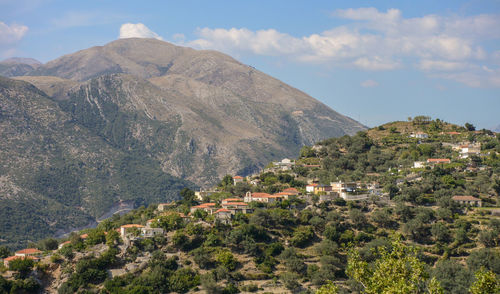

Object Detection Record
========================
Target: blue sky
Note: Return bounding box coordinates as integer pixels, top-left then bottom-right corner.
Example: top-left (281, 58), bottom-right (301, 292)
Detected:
top-left (1, 0), bottom-right (500, 129)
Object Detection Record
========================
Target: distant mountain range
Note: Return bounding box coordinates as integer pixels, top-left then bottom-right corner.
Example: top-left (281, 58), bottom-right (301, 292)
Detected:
top-left (0, 38), bottom-right (365, 247)
top-left (494, 125), bottom-right (500, 132)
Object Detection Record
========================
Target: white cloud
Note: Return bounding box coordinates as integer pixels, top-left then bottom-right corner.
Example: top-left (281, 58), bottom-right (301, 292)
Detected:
top-left (119, 23), bottom-right (162, 40)
top-left (361, 79), bottom-right (379, 87)
top-left (354, 57), bottom-right (400, 70)
top-left (183, 8), bottom-right (500, 87)
top-left (418, 60), bottom-right (469, 71)
top-left (0, 22), bottom-right (28, 45)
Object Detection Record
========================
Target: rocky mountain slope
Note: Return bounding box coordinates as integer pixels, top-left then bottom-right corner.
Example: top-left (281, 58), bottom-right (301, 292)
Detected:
top-left (24, 38), bottom-right (365, 185)
top-left (0, 77), bottom-right (189, 248)
top-left (0, 38), bottom-right (365, 247)
top-left (0, 57), bottom-right (41, 77)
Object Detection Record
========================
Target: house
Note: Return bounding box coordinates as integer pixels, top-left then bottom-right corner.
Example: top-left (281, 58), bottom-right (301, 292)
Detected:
top-left (3, 255), bottom-right (38, 267)
top-left (445, 131), bottom-right (461, 135)
top-left (331, 181), bottom-right (357, 194)
top-left (141, 227), bottom-right (164, 238)
top-left (120, 224), bottom-right (145, 237)
top-left (222, 198), bottom-right (242, 204)
top-left (452, 196), bottom-right (482, 207)
top-left (427, 158), bottom-right (451, 164)
top-left (313, 185), bottom-right (333, 195)
top-left (306, 184), bottom-right (318, 193)
top-left (157, 202), bottom-right (175, 211)
top-left (272, 158), bottom-right (295, 171)
top-left (222, 202), bottom-right (252, 214)
top-left (15, 248), bottom-right (42, 257)
top-left (459, 143), bottom-right (481, 159)
top-left (249, 179), bottom-right (261, 186)
top-left (58, 241), bottom-right (71, 249)
top-left (274, 192), bottom-right (297, 200)
top-left (282, 187), bottom-right (300, 195)
top-left (410, 132), bottom-right (429, 139)
top-left (190, 203), bottom-right (217, 214)
top-left (413, 161), bottom-right (425, 168)
top-left (244, 192), bottom-right (281, 203)
top-left (214, 208), bottom-right (232, 224)
top-left (233, 176), bottom-right (244, 185)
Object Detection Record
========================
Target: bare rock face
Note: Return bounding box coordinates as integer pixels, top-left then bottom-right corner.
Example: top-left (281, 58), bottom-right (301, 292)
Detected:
top-left (0, 57), bottom-right (42, 77)
top-left (1, 38), bottom-right (365, 247)
top-left (26, 38), bottom-right (365, 185)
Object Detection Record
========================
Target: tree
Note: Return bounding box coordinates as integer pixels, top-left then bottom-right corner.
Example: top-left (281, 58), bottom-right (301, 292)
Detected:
top-left (346, 238), bottom-right (441, 293)
top-left (465, 123), bottom-right (476, 131)
top-left (469, 268), bottom-right (499, 294)
top-left (0, 246), bottom-right (11, 258)
top-left (180, 188), bottom-right (195, 206)
top-left (290, 226), bottom-right (315, 248)
top-left (316, 281), bottom-right (338, 294)
top-left (431, 222), bottom-right (451, 242)
top-left (9, 257), bottom-right (34, 279)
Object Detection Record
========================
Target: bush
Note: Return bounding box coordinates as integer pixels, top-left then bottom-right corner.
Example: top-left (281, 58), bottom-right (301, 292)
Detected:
top-left (290, 226), bottom-right (315, 248)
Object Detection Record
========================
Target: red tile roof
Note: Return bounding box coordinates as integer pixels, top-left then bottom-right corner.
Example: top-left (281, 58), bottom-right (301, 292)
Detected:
top-left (283, 188), bottom-right (299, 193)
top-left (5, 255), bottom-right (38, 262)
top-left (222, 202), bottom-right (248, 206)
top-left (120, 224), bottom-right (145, 228)
top-left (233, 176), bottom-right (243, 179)
top-left (250, 193), bottom-right (272, 198)
top-left (215, 208), bottom-right (231, 213)
top-left (15, 248), bottom-right (41, 255)
top-left (223, 198), bottom-right (242, 202)
top-left (427, 158), bottom-right (451, 163)
top-left (80, 234), bottom-right (88, 239)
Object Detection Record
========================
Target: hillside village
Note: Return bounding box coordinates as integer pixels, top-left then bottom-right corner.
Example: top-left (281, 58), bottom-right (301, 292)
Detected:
top-left (1, 117), bottom-right (499, 293)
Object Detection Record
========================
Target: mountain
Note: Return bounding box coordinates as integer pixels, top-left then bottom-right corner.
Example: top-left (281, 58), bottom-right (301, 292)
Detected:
top-left (0, 57), bottom-right (41, 77)
top-left (0, 76), bottom-right (190, 248)
top-left (494, 124), bottom-right (500, 132)
top-left (25, 38), bottom-right (365, 185)
top-left (1, 38), bottom-right (365, 247)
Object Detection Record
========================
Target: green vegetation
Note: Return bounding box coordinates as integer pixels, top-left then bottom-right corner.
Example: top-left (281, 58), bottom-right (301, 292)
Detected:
top-left (1, 118), bottom-right (499, 293)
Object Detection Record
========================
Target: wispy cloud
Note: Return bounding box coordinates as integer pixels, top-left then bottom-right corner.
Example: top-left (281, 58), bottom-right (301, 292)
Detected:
top-left (0, 22), bottom-right (28, 58)
top-left (0, 22), bottom-right (28, 44)
top-left (183, 8), bottom-right (500, 88)
top-left (119, 23), bottom-right (162, 40)
top-left (361, 79), bottom-right (379, 87)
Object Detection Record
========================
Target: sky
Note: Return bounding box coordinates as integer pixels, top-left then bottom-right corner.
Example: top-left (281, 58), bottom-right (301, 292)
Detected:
top-left (1, 0), bottom-right (500, 130)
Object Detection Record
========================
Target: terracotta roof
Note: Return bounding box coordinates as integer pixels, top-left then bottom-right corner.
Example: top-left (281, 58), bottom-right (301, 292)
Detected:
top-left (222, 202), bottom-right (248, 206)
top-left (80, 234), bottom-right (88, 239)
top-left (15, 248), bottom-right (41, 255)
top-left (250, 192), bottom-right (272, 198)
top-left (446, 132), bottom-right (461, 135)
top-left (200, 202), bottom-right (216, 206)
top-left (60, 241), bottom-right (71, 246)
top-left (233, 176), bottom-right (244, 179)
top-left (215, 208), bottom-right (231, 213)
top-left (452, 196), bottom-right (481, 201)
top-left (427, 158), bottom-right (451, 163)
top-left (283, 188), bottom-right (299, 193)
top-left (120, 224), bottom-right (144, 228)
top-left (306, 183), bottom-right (318, 187)
top-left (223, 198), bottom-right (242, 202)
top-left (4, 255), bottom-right (38, 262)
